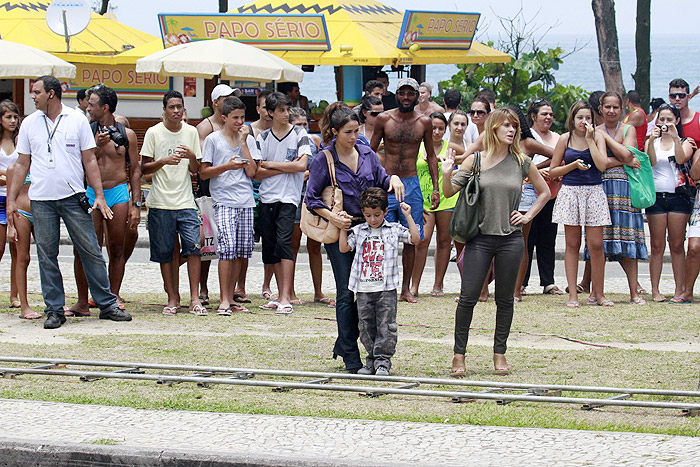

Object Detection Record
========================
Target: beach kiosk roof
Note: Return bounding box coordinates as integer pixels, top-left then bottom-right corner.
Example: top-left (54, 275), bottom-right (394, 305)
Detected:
top-left (231, 0), bottom-right (511, 66)
top-left (0, 0), bottom-right (157, 60)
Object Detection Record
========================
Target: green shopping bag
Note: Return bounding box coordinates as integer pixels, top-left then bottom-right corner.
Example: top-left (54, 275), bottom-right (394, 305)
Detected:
top-left (623, 146), bottom-right (656, 209)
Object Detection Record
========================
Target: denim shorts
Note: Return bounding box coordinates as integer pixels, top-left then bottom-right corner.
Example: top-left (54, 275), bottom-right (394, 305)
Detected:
top-left (0, 196), bottom-right (6, 225)
top-left (147, 208), bottom-right (201, 263)
top-left (645, 192), bottom-right (692, 215)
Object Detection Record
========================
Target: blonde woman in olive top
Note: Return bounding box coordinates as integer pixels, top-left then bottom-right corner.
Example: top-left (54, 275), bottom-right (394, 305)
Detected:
top-left (442, 108), bottom-right (550, 377)
top-left (410, 112), bottom-right (456, 297)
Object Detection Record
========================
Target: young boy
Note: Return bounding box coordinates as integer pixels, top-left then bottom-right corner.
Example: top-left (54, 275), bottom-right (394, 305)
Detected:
top-left (254, 92), bottom-right (310, 315)
top-left (200, 96), bottom-right (259, 315)
top-left (339, 187), bottom-right (420, 376)
top-left (141, 90), bottom-right (205, 316)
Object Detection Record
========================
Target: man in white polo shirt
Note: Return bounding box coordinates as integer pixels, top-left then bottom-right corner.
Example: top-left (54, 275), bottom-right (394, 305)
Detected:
top-left (6, 75), bottom-right (132, 329)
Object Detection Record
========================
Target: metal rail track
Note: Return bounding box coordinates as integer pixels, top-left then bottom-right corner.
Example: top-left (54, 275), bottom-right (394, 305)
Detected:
top-left (1, 357), bottom-right (698, 415)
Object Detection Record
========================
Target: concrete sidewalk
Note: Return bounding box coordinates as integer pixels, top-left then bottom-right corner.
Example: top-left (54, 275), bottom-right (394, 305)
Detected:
top-left (0, 399), bottom-right (697, 466)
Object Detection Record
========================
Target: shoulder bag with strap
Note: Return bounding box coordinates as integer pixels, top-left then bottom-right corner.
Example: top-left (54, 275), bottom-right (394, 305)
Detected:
top-left (300, 149), bottom-right (344, 244)
top-left (449, 151), bottom-right (482, 244)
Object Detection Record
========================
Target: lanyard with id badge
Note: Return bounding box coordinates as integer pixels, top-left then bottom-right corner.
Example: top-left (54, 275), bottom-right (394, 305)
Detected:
top-left (43, 114), bottom-right (63, 169)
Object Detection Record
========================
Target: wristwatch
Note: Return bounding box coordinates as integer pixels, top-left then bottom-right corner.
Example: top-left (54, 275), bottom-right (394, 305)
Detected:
top-left (134, 201), bottom-right (143, 207)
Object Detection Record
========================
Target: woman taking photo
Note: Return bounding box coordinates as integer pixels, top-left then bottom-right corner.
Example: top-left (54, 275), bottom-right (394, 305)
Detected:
top-left (645, 104), bottom-right (693, 302)
top-left (550, 101), bottom-right (610, 308)
top-left (410, 112), bottom-right (454, 297)
top-left (306, 104), bottom-right (403, 373)
top-left (442, 108), bottom-right (550, 377)
top-left (521, 98), bottom-right (563, 295)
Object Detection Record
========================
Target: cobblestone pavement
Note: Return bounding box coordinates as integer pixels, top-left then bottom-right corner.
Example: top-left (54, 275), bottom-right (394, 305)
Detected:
top-left (0, 398), bottom-right (698, 466)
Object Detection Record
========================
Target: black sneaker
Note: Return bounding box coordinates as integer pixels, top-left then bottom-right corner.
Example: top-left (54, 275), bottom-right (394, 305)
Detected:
top-left (99, 306), bottom-right (132, 322)
top-left (357, 365), bottom-right (375, 375)
top-left (375, 366), bottom-right (390, 376)
top-left (44, 312), bottom-right (66, 329)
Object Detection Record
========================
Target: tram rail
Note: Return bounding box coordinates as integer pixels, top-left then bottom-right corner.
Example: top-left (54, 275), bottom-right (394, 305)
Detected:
top-left (1, 356), bottom-right (698, 414)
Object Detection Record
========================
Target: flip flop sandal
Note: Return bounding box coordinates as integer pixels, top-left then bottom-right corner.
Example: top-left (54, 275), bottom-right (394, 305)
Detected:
top-left (585, 297), bottom-right (598, 305)
top-left (314, 297), bottom-right (336, 307)
top-left (229, 304), bottom-right (250, 313)
top-left (597, 299), bottom-right (615, 307)
top-left (566, 301), bottom-right (580, 308)
top-left (543, 285), bottom-right (565, 295)
top-left (259, 301), bottom-right (279, 310)
top-left (162, 306), bottom-right (178, 316)
top-left (652, 296), bottom-right (667, 303)
top-left (290, 299), bottom-right (305, 306)
top-left (63, 306), bottom-right (91, 317)
top-left (275, 304), bottom-right (294, 315)
top-left (430, 290), bottom-right (445, 297)
top-left (198, 295), bottom-right (210, 306)
top-left (9, 301), bottom-right (21, 309)
top-left (189, 304), bottom-right (209, 316)
top-left (19, 312), bottom-right (42, 320)
top-left (629, 297), bottom-right (646, 305)
top-left (670, 297), bottom-right (692, 304)
top-left (233, 294), bottom-right (252, 304)
top-left (261, 291), bottom-right (277, 301)
top-left (216, 307), bottom-right (232, 316)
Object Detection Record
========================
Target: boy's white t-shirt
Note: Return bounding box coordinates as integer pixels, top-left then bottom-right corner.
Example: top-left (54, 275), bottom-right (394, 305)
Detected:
top-left (357, 227), bottom-right (385, 293)
top-left (256, 125), bottom-right (310, 206)
top-left (202, 131), bottom-right (260, 208)
top-left (140, 122), bottom-right (202, 210)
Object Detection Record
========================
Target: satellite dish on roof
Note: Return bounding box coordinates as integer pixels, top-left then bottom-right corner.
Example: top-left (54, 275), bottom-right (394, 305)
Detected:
top-left (45, 0), bottom-right (92, 53)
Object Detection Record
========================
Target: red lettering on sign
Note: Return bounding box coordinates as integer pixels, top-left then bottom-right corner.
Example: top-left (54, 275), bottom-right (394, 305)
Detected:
top-left (203, 21), bottom-right (216, 37)
top-left (305, 22), bottom-right (320, 38)
top-left (244, 21), bottom-right (259, 38)
top-left (218, 21), bottom-right (232, 39)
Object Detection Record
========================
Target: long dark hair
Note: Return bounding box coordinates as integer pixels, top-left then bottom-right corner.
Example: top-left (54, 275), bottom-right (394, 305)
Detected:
top-left (320, 102), bottom-right (361, 145)
top-left (527, 98), bottom-right (552, 126)
top-left (0, 100), bottom-right (20, 141)
top-left (656, 103), bottom-right (684, 138)
top-left (507, 105), bottom-right (534, 140)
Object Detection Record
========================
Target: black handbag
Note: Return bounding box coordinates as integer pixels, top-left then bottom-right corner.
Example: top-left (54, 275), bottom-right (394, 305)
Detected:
top-left (449, 151), bottom-right (482, 243)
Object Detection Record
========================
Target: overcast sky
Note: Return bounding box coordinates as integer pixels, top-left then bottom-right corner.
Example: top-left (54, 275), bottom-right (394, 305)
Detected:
top-left (110, 0), bottom-right (687, 39)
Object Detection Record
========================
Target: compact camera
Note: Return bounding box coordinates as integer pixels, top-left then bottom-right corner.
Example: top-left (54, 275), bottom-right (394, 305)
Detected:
top-left (101, 125), bottom-right (128, 147)
top-left (660, 124), bottom-right (669, 132)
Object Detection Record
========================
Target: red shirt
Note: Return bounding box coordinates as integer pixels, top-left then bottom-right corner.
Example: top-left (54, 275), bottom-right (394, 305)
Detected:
top-left (682, 112), bottom-right (700, 148)
top-left (623, 108), bottom-right (648, 150)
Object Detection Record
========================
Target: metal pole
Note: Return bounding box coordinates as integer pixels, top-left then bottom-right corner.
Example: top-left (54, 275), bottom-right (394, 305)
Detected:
top-left (62, 10), bottom-right (70, 54)
top-left (1, 366), bottom-right (700, 411)
top-left (1, 357), bottom-right (698, 398)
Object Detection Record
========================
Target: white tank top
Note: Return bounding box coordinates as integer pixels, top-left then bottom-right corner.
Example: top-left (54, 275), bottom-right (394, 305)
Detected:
top-left (652, 138), bottom-right (678, 193)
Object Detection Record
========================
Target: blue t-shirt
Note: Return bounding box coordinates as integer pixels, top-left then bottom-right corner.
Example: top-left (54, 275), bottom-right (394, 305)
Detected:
top-left (561, 147), bottom-right (602, 186)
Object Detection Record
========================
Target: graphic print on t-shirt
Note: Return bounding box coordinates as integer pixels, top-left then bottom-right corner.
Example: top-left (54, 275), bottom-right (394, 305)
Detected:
top-left (358, 228), bottom-right (385, 292)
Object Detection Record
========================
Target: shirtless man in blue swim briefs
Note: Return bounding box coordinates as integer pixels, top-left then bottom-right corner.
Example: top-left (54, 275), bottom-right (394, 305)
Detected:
top-left (67, 85), bottom-right (141, 315)
top-left (370, 77), bottom-right (439, 303)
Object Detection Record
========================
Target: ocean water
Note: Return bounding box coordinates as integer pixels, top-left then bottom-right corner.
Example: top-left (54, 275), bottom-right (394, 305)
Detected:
top-left (300, 34), bottom-right (700, 114)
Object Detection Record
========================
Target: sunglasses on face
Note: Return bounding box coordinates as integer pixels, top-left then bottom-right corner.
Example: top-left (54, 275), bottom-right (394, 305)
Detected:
top-left (670, 92), bottom-right (688, 99)
top-left (397, 90), bottom-right (417, 97)
top-left (469, 109), bottom-right (487, 116)
top-left (368, 111), bottom-right (381, 117)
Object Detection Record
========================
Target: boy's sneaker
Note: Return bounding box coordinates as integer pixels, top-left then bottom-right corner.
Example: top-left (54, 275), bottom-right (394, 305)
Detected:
top-left (375, 366), bottom-right (390, 376)
top-left (357, 365), bottom-right (375, 375)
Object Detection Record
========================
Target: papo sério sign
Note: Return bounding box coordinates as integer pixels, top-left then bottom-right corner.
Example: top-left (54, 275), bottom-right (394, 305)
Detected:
top-left (158, 14), bottom-right (330, 51)
top-left (397, 10), bottom-right (480, 50)
top-left (63, 64), bottom-right (170, 100)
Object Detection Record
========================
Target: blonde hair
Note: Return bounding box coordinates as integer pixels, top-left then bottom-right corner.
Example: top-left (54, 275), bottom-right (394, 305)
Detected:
top-left (481, 108), bottom-right (526, 166)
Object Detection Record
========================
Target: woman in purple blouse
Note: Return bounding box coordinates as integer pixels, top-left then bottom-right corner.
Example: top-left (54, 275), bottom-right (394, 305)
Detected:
top-left (305, 103), bottom-right (403, 373)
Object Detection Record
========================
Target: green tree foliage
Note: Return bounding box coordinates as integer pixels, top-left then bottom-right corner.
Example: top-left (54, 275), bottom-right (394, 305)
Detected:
top-left (438, 13), bottom-right (589, 133)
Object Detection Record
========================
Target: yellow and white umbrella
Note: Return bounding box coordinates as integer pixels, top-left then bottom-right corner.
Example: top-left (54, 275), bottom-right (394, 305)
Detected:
top-left (135, 38), bottom-right (304, 83)
top-left (0, 39), bottom-right (75, 78)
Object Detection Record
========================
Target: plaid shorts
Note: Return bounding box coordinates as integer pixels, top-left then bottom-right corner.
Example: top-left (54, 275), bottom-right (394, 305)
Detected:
top-left (214, 205), bottom-right (254, 260)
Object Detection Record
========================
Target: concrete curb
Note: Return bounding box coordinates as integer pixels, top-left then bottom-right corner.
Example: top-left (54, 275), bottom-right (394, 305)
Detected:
top-left (0, 437), bottom-right (398, 467)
